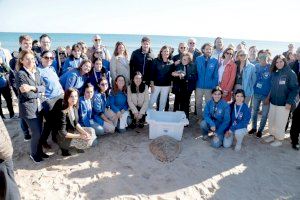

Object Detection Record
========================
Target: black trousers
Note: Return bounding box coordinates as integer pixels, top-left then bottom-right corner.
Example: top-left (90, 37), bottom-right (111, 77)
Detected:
top-left (173, 88), bottom-right (192, 119)
top-left (129, 106), bottom-right (146, 124)
top-left (290, 103), bottom-right (300, 145)
top-left (0, 84), bottom-right (14, 118)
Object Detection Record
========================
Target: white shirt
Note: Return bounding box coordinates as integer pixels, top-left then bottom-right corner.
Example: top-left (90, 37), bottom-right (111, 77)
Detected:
top-left (218, 61), bottom-right (226, 83)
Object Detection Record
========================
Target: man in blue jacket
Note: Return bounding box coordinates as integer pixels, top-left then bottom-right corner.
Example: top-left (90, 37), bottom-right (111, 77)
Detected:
top-left (195, 43), bottom-right (219, 119)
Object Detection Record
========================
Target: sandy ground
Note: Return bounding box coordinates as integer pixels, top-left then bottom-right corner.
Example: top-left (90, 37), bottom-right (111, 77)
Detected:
top-left (2, 95), bottom-right (300, 200)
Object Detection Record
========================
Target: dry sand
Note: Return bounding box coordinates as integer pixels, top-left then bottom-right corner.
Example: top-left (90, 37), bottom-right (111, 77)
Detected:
top-left (2, 96), bottom-right (300, 200)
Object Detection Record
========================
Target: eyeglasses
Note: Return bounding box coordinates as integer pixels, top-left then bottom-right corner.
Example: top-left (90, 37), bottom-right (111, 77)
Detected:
top-left (180, 47), bottom-right (187, 49)
top-left (59, 52), bottom-right (66, 55)
top-left (95, 51), bottom-right (102, 54)
top-left (43, 56), bottom-right (54, 60)
top-left (225, 52), bottom-right (233, 56)
top-left (94, 39), bottom-right (101, 42)
top-left (100, 83), bottom-right (108, 86)
top-left (189, 42), bottom-right (195, 44)
top-left (238, 54), bottom-right (246, 57)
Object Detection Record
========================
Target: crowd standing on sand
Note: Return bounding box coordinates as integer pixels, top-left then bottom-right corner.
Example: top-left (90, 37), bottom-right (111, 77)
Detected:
top-left (0, 34), bottom-right (299, 199)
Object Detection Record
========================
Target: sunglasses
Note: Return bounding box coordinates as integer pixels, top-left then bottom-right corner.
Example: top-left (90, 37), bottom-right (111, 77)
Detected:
top-left (180, 47), bottom-right (187, 49)
top-left (189, 42), bottom-right (195, 44)
top-left (59, 52), bottom-right (66, 55)
top-left (100, 83), bottom-right (108, 86)
top-left (225, 52), bottom-right (233, 55)
top-left (238, 54), bottom-right (246, 57)
top-left (94, 39), bottom-right (101, 42)
top-left (43, 56), bottom-right (54, 60)
top-left (95, 51), bottom-right (102, 54)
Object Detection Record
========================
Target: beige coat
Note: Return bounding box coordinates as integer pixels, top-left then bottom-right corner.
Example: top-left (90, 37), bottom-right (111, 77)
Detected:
top-left (110, 55), bottom-right (130, 85)
top-left (0, 117), bottom-right (13, 160)
top-left (127, 85), bottom-right (149, 115)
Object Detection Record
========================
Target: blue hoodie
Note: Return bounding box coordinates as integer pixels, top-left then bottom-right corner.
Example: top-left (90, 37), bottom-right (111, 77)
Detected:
top-left (196, 55), bottom-right (219, 89)
top-left (227, 102), bottom-right (251, 132)
top-left (253, 63), bottom-right (271, 97)
top-left (109, 90), bottom-right (128, 113)
top-left (62, 57), bottom-right (83, 75)
top-left (204, 99), bottom-right (230, 136)
top-left (59, 69), bottom-right (88, 95)
top-left (92, 92), bottom-right (109, 126)
top-left (78, 96), bottom-right (93, 127)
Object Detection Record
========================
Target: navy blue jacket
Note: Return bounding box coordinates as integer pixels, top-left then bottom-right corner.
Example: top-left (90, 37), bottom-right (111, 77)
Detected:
top-left (150, 58), bottom-right (175, 86)
top-left (172, 63), bottom-right (198, 93)
top-left (227, 102), bottom-right (251, 132)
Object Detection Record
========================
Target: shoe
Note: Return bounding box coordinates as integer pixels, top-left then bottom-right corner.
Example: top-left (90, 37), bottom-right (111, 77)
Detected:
top-left (30, 155), bottom-right (43, 163)
top-left (256, 131), bottom-right (262, 138)
top-left (42, 143), bottom-right (52, 149)
top-left (264, 135), bottom-right (275, 143)
top-left (234, 144), bottom-right (241, 151)
top-left (292, 144), bottom-right (299, 151)
top-left (128, 123), bottom-right (136, 129)
top-left (137, 123), bottom-right (144, 128)
top-left (10, 114), bottom-right (19, 119)
top-left (76, 149), bottom-right (85, 153)
top-left (248, 128), bottom-right (257, 135)
top-left (117, 128), bottom-right (126, 133)
top-left (24, 134), bottom-right (31, 141)
top-left (40, 152), bottom-right (50, 159)
top-left (270, 140), bottom-right (282, 147)
top-left (61, 149), bottom-right (71, 157)
top-left (0, 115), bottom-right (6, 119)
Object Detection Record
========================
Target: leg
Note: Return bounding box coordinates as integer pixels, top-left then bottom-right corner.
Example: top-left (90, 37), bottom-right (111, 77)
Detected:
top-left (251, 95), bottom-right (261, 131)
top-left (223, 132), bottom-right (234, 148)
top-left (200, 120), bottom-right (210, 136)
top-left (24, 117), bottom-right (43, 158)
top-left (234, 128), bottom-right (247, 151)
top-left (1, 85), bottom-right (14, 117)
top-left (273, 106), bottom-right (290, 141)
top-left (195, 88), bottom-right (204, 118)
top-left (290, 104), bottom-right (300, 147)
top-left (173, 92), bottom-right (180, 112)
top-left (258, 98), bottom-right (270, 132)
top-left (158, 86), bottom-right (170, 111)
top-left (268, 103), bottom-right (276, 137)
top-left (182, 91), bottom-right (192, 119)
top-left (211, 134), bottom-right (223, 148)
top-left (119, 111), bottom-right (129, 129)
top-left (105, 109), bottom-right (118, 127)
top-left (103, 121), bottom-right (116, 133)
top-left (149, 86), bottom-right (161, 110)
top-left (20, 117), bottom-right (30, 139)
top-left (90, 121), bottom-right (105, 136)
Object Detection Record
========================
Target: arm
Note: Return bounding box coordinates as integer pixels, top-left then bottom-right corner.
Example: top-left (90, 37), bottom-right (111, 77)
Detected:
top-left (286, 71), bottom-right (299, 105)
top-left (203, 102), bottom-right (215, 128)
top-left (129, 52), bottom-right (136, 80)
top-left (225, 63), bottom-right (237, 92)
top-left (139, 86), bottom-right (150, 115)
top-left (64, 73), bottom-right (77, 91)
top-left (16, 72), bottom-right (45, 99)
top-left (127, 86), bottom-right (139, 114)
top-left (109, 93), bottom-right (120, 113)
top-left (110, 56), bottom-right (117, 82)
top-left (216, 104), bottom-right (231, 136)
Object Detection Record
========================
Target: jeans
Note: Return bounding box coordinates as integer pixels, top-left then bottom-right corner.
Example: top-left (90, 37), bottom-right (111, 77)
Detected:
top-left (20, 117), bottom-right (30, 136)
top-left (251, 94), bottom-right (270, 132)
top-left (0, 84), bottom-right (14, 117)
top-left (149, 86), bottom-right (170, 111)
top-left (290, 103), bottom-right (300, 145)
top-left (200, 120), bottom-right (223, 148)
top-left (24, 115), bottom-right (43, 157)
top-left (223, 128), bottom-right (247, 149)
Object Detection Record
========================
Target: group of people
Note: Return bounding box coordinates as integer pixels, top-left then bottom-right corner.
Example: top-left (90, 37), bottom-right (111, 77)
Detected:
top-left (0, 34), bottom-right (299, 165)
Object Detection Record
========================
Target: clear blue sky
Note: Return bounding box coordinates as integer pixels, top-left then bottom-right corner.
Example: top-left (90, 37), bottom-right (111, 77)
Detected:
top-left (0, 0), bottom-right (299, 42)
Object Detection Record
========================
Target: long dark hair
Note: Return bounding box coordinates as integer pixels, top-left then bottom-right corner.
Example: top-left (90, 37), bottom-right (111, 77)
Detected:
top-left (113, 41), bottom-right (128, 58)
top-left (113, 75), bottom-right (127, 94)
top-left (63, 88), bottom-right (79, 110)
top-left (130, 71), bottom-right (146, 93)
top-left (157, 45), bottom-right (173, 60)
top-left (270, 55), bottom-right (287, 72)
top-left (69, 44), bottom-right (83, 60)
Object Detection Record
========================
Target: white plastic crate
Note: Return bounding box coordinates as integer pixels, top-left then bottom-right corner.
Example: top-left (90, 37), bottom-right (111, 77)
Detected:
top-left (146, 110), bottom-right (189, 141)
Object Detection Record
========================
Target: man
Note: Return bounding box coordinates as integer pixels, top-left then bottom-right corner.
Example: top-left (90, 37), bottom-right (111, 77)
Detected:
top-left (86, 35), bottom-right (110, 61)
top-left (129, 36), bottom-right (155, 85)
top-left (212, 37), bottom-right (224, 62)
top-left (0, 117), bottom-right (21, 200)
top-left (187, 38), bottom-right (202, 62)
top-left (283, 43), bottom-right (295, 58)
top-left (195, 43), bottom-right (219, 119)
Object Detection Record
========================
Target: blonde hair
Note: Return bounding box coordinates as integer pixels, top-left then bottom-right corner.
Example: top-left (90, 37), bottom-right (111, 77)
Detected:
top-left (16, 50), bottom-right (35, 71)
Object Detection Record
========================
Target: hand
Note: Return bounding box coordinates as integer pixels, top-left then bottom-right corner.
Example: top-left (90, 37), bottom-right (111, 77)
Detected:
top-left (210, 127), bottom-right (216, 132)
top-left (174, 60), bottom-right (181, 66)
top-left (80, 132), bottom-right (90, 140)
top-left (137, 113), bottom-right (143, 120)
top-left (263, 98), bottom-right (270, 105)
top-left (134, 113), bottom-right (139, 119)
top-left (117, 111), bottom-right (122, 118)
top-left (107, 120), bottom-right (114, 125)
top-left (285, 104), bottom-right (291, 111)
top-left (171, 72), bottom-right (179, 77)
top-left (19, 84), bottom-right (34, 93)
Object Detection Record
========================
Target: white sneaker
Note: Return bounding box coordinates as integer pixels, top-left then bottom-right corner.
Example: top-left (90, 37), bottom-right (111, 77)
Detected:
top-left (270, 140), bottom-right (282, 147)
top-left (234, 145), bottom-right (241, 151)
top-left (264, 136), bottom-right (275, 143)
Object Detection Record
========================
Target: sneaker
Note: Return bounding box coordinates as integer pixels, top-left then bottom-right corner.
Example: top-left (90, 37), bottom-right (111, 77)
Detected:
top-left (234, 144), bottom-right (242, 151)
top-left (128, 123), bottom-right (136, 129)
top-left (40, 152), bottom-right (50, 159)
top-left (248, 128), bottom-right (257, 135)
top-left (292, 144), bottom-right (299, 151)
top-left (270, 140), bottom-right (282, 147)
top-left (42, 143), bottom-right (52, 149)
top-left (76, 149), bottom-right (85, 153)
top-left (264, 135), bottom-right (275, 143)
top-left (117, 128), bottom-right (126, 133)
top-left (61, 149), bottom-right (71, 157)
top-left (256, 131), bottom-right (263, 138)
top-left (30, 155), bottom-right (43, 163)
top-left (24, 134), bottom-right (31, 141)
top-left (10, 114), bottom-right (19, 119)
top-left (137, 123), bottom-right (144, 128)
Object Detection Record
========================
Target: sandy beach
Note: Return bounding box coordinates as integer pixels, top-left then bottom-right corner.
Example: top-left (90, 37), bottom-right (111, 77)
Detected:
top-left (2, 96), bottom-right (300, 200)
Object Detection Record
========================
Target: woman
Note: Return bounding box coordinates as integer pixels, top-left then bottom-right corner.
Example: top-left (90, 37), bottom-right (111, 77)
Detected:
top-left (219, 47), bottom-right (237, 102)
top-left (88, 58), bottom-right (110, 89)
top-left (172, 42), bottom-right (188, 66)
top-left (91, 50), bottom-right (110, 72)
top-left (127, 72), bottom-right (149, 128)
top-left (93, 77), bottom-right (116, 134)
top-left (286, 52), bottom-right (296, 65)
top-left (77, 41), bottom-right (88, 58)
top-left (37, 51), bottom-right (64, 148)
top-left (56, 88), bottom-right (97, 156)
top-left (61, 44), bottom-right (84, 75)
top-left (78, 83), bottom-right (104, 136)
top-left (264, 55), bottom-right (298, 147)
top-left (248, 46), bottom-right (258, 65)
top-left (56, 46), bottom-right (67, 75)
top-left (59, 59), bottom-right (91, 95)
top-left (171, 52), bottom-right (197, 119)
top-left (15, 50), bottom-right (48, 163)
top-left (200, 87), bottom-right (230, 148)
top-left (110, 42), bottom-right (130, 85)
top-left (212, 37), bottom-right (224, 62)
top-left (223, 89), bottom-right (251, 151)
top-left (108, 75), bottom-right (130, 132)
top-left (149, 45), bottom-right (174, 111)
top-left (234, 49), bottom-right (256, 105)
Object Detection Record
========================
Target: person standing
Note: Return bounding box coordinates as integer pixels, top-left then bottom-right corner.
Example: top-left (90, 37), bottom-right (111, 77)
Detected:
top-left (87, 35), bottom-right (110, 61)
top-left (187, 38), bottom-right (202, 62)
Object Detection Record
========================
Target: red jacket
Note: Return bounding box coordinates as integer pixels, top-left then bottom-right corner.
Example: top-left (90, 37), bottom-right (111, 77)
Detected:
top-left (219, 59), bottom-right (237, 101)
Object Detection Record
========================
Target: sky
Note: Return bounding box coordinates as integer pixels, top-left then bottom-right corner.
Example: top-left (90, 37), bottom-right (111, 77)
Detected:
top-left (0, 0), bottom-right (299, 42)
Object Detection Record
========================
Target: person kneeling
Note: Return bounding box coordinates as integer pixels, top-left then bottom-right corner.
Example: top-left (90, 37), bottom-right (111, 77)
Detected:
top-left (200, 87), bottom-right (230, 148)
top-left (223, 89), bottom-right (251, 151)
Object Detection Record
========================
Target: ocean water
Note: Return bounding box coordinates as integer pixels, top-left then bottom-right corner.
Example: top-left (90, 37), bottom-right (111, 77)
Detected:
top-left (0, 32), bottom-right (299, 57)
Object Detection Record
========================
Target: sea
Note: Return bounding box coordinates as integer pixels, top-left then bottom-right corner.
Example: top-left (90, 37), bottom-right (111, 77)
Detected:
top-left (0, 32), bottom-right (299, 57)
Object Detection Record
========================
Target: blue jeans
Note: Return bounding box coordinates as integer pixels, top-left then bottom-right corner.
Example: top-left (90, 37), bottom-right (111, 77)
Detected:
top-left (223, 128), bottom-right (247, 148)
top-left (252, 94), bottom-right (270, 132)
top-left (24, 116), bottom-right (43, 157)
top-left (20, 118), bottom-right (30, 136)
top-left (200, 120), bottom-right (223, 148)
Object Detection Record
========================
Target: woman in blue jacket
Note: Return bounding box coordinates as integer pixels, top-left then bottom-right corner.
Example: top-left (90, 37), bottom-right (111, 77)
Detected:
top-left (60, 59), bottom-right (91, 95)
top-left (88, 58), bottom-right (110, 89)
top-left (61, 44), bottom-right (84, 75)
top-left (200, 87), bottom-right (231, 148)
top-left (223, 89), bottom-right (251, 151)
top-left (265, 55), bottom-right (298, 147)
top-left (78, 83), bottom-right (104, 136)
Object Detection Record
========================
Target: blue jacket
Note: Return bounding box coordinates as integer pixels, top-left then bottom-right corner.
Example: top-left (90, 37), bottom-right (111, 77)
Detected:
top-left (270, 66), bottom-right (299, 106)
top-left (204, 99), bottom-right (230, 136)
top-left (240, 60), bottom-right (256, 97)
top-left (37, 65), bottom-right (64, 99)
top-left (109, 90), bottom-right (128, 113)
top-left (59, 69), bottom-right (88, 95)
top-left (227, 102), bottom-right (251, 132)
top-left (92, 92), bottom-right (109, 126)
top-left (196, 55), bottom-right (219, 89)
top-left (62, 57), bottom-right (83, 75)
top-left (78, 96), bottom-right (93, 127)
top-left (88, 68), bottom-right (111, 89)
top-left (253, 64), bottom-right (271, 97)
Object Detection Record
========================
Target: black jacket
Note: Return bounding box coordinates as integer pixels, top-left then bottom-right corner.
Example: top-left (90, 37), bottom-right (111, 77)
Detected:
top-left (290, 60), bottom-right (300, 91)
top-left (172, 63), bottom-right (198, 93)
top-left (129, 47), bottom-right (155, 84)
top-left (150, 58), bottom-right (175, 86)
top-left (15, 67), bottom-right (45, 119)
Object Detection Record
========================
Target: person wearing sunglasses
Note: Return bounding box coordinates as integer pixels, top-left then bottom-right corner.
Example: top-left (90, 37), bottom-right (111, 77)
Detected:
top-left (37, 50), bottom-right (64, 149)
top-left (187, 38), bottom-right (202, 62)
top-left (248, 50), bottom-right (271, 138)
top-left (218, 47), bottom-right (237, 102)
top-left (87, 34), bottom-right (111, 61)
top-left (234, 49), bottom-right (256, 106)
top-left (200, 87), bottom-right (230, 148)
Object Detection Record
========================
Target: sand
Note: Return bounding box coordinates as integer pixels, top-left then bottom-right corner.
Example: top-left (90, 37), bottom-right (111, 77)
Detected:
top-left (2, 96), bottom-right (300, 200)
